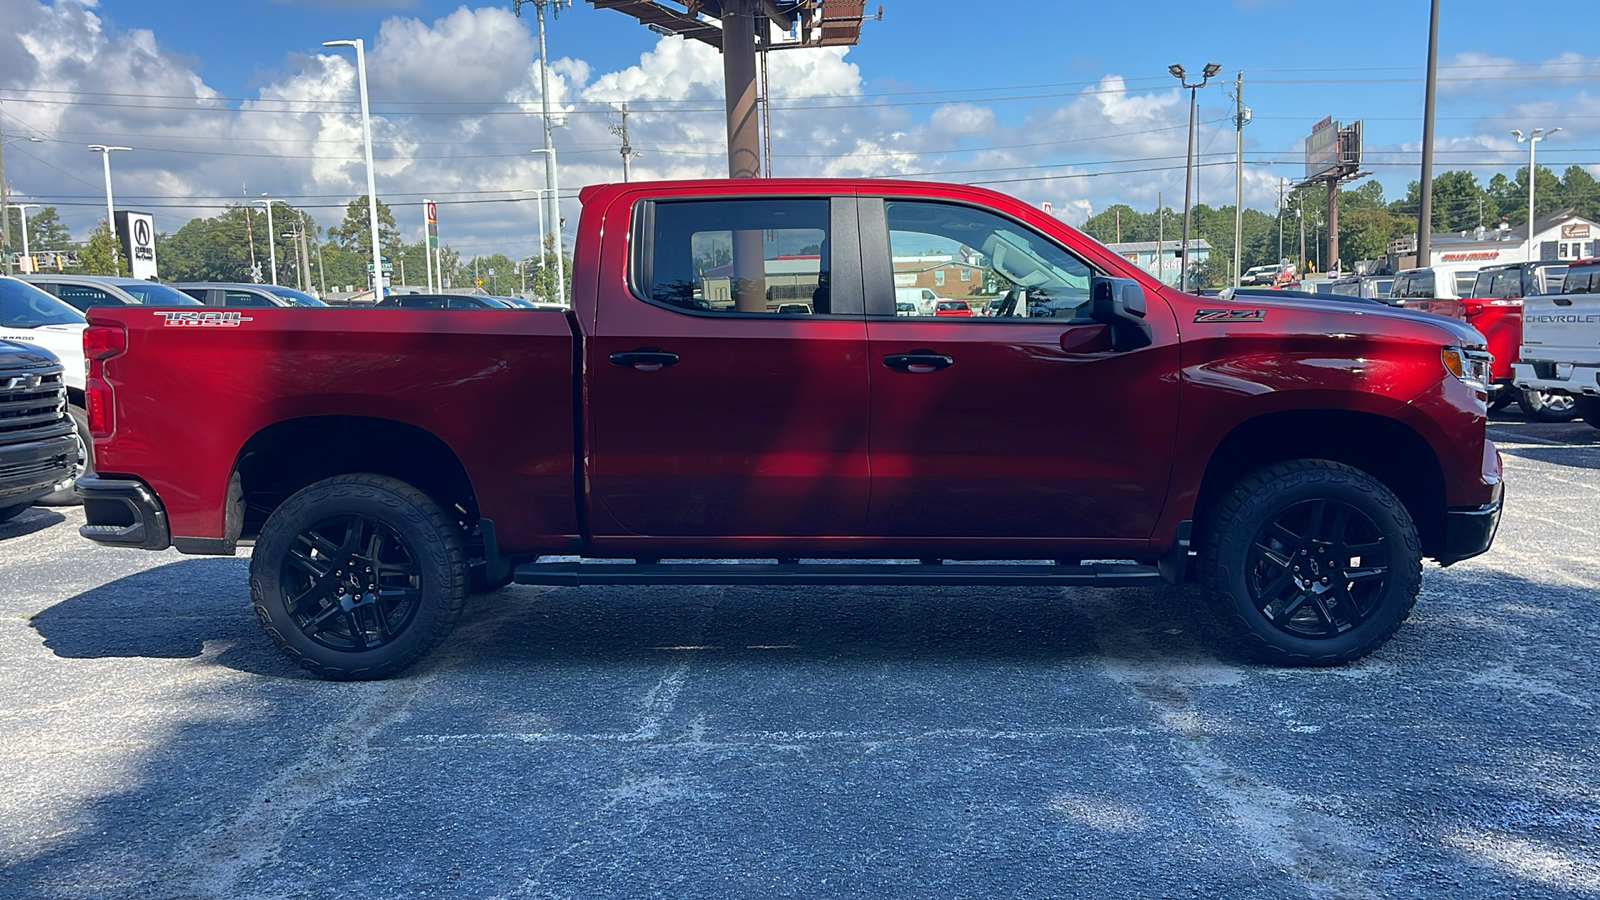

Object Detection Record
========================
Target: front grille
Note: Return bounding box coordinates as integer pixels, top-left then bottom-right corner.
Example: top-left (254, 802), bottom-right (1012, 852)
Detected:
top-left (0, 365), bottom-right (67, 443)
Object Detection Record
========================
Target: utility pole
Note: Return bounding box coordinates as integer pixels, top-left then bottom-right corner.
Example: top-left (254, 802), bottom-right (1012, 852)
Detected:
top-left (533, 1), bottom-right (567, 304)
top-left (1277, 178), bottom-right (1286, 263)
top-left (1417, 0), bottom-right (1440, 269)
top-left (242, 184), bottom-right (258, 279)
top-left (609, 102), bottom-right (635, 182)
top-left (297, 211), bottom-right (312, 292)
top-left (1298, 192), bottom-right (1307, 273)
top-left (1157, 190), bottom-right (1165, 285)
top-left (1115, 208), bottom-right (1121, 243)
top-left (1, 114), bottom-right (10, 275)
top-left (1232, 70), bottom-right (1250, 287)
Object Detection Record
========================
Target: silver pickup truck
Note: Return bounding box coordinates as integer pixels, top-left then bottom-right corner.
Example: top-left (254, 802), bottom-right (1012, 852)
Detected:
top-left (1513, 258), bottom-right (1600, 428)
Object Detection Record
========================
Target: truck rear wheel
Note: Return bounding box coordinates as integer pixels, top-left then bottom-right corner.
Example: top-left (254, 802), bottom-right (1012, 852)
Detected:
top-left (1199, 460), bottom-right (1422, 666)
top-left (250, 474), bottom-right (468, 680)
top-left (1517, 388), bottom-right (1579, 423)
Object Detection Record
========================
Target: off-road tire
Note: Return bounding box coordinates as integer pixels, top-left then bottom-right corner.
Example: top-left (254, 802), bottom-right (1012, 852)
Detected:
top-left (250, 474), bottom-right (468, 680)
top-left (1517, 388), bottom-right (1579, 423)
top-left (1573, 395), bottom-right (1600, 431)
top-left (1199, 459), bottom-right (1422, 666)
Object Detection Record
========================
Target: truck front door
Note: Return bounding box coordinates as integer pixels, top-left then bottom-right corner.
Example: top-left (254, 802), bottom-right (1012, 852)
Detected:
top-left (859, 197), bottom-right (1181, 540)
top-left (586, 195), bottom-right (871, 539)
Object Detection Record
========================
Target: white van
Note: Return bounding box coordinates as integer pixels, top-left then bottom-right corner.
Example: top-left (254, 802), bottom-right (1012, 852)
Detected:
top-left (895, 287), bottom-right (941, 316)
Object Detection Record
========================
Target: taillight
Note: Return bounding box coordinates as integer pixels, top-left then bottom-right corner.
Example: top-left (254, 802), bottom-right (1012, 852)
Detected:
top-left (84, 324), bottom-right (127, 360)
top-left (84, 324), bottom-right (125, 438)
top-left (1462, 301), bottom-right (1483, 319)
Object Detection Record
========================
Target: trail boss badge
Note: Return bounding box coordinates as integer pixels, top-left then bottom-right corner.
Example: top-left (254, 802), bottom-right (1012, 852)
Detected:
top-left (155, 311), bottom-right (254, 327)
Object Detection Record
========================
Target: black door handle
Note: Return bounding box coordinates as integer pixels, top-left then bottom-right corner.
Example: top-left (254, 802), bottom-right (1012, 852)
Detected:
top-left (883, 352), bottom-right (954, 373)
top-left (609, 349), bottom-right (680, 371)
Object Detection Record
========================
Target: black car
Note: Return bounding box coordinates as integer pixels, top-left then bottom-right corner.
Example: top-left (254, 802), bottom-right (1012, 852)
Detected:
top-left (172, 283), bottom-right (330, 308)
top-left (373, 294), bottom-right (513, 309)
top-left (23, 275), bottom-right (202, 311)
top-left (0, 340), bottom-right (76, 523)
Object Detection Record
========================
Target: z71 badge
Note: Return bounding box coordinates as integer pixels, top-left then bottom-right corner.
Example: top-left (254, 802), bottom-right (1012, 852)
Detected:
top-left (155, 311), bottom-right (254, 328)
top-left (1194, 308), bottom-right (1267, 323)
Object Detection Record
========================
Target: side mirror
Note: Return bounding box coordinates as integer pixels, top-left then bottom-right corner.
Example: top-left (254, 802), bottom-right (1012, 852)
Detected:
top-left (1090, 276), bottom-right (1153, 351)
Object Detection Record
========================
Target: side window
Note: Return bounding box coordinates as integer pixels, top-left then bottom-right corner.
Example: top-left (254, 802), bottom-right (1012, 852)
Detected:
top-left (1489, 271), bottom-right (1522, 299)
top-left (52, 284), bottom-right (120, 311)
top-left (222, 291), bottom-right (274, 308)
top-left (884, 201), bottom-right (1094, 319)
top-left (446, 298), bottom-right (480, 309)
top-left (641, 199), bottom-right (830, 315)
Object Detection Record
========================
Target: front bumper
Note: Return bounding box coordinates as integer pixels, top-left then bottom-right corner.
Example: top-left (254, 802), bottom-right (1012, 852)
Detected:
top-left (1511, 361), bottom-right (1600, 397)
top-left (0, 432), bottom-right (77, 509)
top-left (1438, 499), bottom-right (1502, 566)
top-left (76, 474), bottom-right (171, 551)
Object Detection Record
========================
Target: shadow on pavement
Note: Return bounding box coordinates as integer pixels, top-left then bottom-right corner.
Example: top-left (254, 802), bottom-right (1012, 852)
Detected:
top-left (1498, 444), bottom-right (1600, 470)
top-left (0, 506), bottom-right (65, 541)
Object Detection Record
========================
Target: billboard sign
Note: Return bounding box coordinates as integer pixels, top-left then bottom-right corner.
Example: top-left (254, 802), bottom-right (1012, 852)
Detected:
top-left (115, 210), bottom-right (158, 280)
top-left (1305, 119), bottom-right (1341, 181)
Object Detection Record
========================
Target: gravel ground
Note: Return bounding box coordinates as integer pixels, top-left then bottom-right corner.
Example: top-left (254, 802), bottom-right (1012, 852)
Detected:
top-left (1, 418), bottom-right (1597, 899)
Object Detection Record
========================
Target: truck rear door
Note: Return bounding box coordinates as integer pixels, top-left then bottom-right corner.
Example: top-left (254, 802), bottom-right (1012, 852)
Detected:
top-left (856, 196), bottom-right (1181, 539)
top-left (585, 194), bottom-right (871, 538)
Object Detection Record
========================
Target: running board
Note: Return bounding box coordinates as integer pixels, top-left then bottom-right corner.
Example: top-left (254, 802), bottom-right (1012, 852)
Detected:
top-left (512, 561), bottom-right (1163, 588)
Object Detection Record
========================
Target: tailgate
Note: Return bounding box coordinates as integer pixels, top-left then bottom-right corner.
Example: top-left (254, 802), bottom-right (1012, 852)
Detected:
top-left (1520, 295), bottom-right (1600, 366)
top-left (87, 306), bottom-right (577, 544)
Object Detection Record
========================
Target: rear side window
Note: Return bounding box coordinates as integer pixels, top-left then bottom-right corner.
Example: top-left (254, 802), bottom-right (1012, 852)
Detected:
top-left (51, 283), bottom-right (121, 311)
top-left (1564, 270), bottom-right (1598, 294)
top-left (1486, 270), bottom-right (1522, 299)
top-left (222, 290), bottom-right (275, 308)
top-left (639, 199), bottom-right (830, 315)
top-left (1393, 272), bottom-right (1435, 299)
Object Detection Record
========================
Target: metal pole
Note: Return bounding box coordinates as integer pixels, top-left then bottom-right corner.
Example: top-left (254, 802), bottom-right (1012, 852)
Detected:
top-left (722, 0), bottom-right (761, 178)
top-left (16, 203), bottom-right (37, 273)
top-left (261, 194), bottom-right (278, 285)
top-left (1157, 190), bottom-right (1164, 285)
top-left (423, 199), bottom-right (434, 292)
top-left (353, 42), bottom-right (382, 301)
top-left (1278, 178), bottom-right (1285, 263)
top-left (297, 211), bottom-right (312, 292)
top-left (1527, 135), bottom-right (1537, 261)
top-left (535, 5), bottom-right (565, 304)
top-left (89, 145), bottom-right (130, 274)
top-left (1, 116), bottom-right (10, 275)
top-left (1181, 85), bottom-right (1196, 291)
top-left (1233, 71), bottom-right (1245, 288)
top-left (1417, 0), bottom-right (1439, 269)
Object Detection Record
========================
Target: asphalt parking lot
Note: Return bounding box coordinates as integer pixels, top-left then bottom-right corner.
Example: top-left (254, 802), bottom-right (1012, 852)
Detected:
top-left (2, 416), bottom-right (1599, 899)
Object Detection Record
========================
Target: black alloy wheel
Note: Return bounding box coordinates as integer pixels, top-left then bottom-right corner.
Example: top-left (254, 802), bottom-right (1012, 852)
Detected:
top-left (281, 514), bottom-right (423, 652)
top-left (1245, 499), bottom-right (1388, 638)
top-left (1199, 459), bottom-right (1422, 666)
top-left (250, 474), bottom-right (467, 680)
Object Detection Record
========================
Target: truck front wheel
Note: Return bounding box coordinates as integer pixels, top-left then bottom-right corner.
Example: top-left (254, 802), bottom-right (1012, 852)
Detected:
top-left (250, 474), bottom-right (468, 680)
top-left (1198, 460), bottom-right (1422, 666)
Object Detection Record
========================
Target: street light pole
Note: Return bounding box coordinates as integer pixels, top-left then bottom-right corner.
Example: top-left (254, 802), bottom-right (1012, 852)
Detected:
top-left (13, 203), bottom-right (39, 273)
top-left (1231, 70), bottom-right (1250, 288)
top-left (1169, 62), bottom-right (1221, 291)
top-left (323, 39), bottom-right (384, 301)
top-left (1513, 127), bottom-right (1560, 261)
top-left (88, 145), bottom-right (131, 274)
top-left (533, 4), bottom-right (566, 304)
top-left (254, 194), bottom-right (278, 285)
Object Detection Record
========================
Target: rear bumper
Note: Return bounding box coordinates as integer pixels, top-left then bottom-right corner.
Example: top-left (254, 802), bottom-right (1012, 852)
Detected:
top-left (0, 432), bottom-right (77, 508)
top-left (1511, 361), bottom-right (1600, 397)
top-left (76, 474), bottom-right (171, 551)
top-left (1438, 499), bottom-right (1502, 566)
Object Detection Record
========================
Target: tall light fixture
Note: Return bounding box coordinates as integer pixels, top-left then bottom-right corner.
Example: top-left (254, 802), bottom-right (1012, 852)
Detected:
top-left (531, 3), bottom-right (566, 304)
top-left (1169, 61), bottom-right (1221, 291)
top-left (12, 202), bottom-right (39, 273)
top-left (323, 38), bottom-right (384, 301)
top-left (1512, 127), bottom-right (1561, 262)
top-left (88, 145), bottom-right (131, 272)
top-left (253, 193), bottom-right (278, 285)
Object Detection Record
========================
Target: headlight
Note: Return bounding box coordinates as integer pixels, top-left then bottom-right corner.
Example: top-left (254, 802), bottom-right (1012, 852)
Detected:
top-left (1442, 346), bottom-right (1493, 393)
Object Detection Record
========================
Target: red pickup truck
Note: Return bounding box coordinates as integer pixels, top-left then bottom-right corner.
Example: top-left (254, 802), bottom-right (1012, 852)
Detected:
top-left (77, 178), bottom-right (1503, 679)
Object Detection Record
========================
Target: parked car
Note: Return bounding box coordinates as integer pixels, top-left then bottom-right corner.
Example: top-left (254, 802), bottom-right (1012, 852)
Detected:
top-left (895, 287), bottom-right (940, 315)
top-left (1240, 265), bottom-right (1279, 286)
top-left (78, 176), bottom-right (1501, 680)
top-left (373, 293), bottom-right (514, 309)
top-left (1322, 276), bottom-right (1397, 305)
top-left (172, 283), bottom-right (330, 307)
top-left (23, 274), bottom-right (202, 311)
top-left (1449, 261), bottom-right (1575, 419)
top-left (0, 277), bottom-right (89, 503)
top-left (1513, 258), bottom-right (1600, 428)
top-left (0, 339), bottom-right (76, 523)
top-left (1198, 287), bottom-right (1383, 306)
top-left (934, 299), bottom-right (972, 317)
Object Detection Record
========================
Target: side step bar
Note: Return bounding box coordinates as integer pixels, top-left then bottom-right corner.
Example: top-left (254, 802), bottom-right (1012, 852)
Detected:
top-left (512, 561), bottom-right (1163, 588)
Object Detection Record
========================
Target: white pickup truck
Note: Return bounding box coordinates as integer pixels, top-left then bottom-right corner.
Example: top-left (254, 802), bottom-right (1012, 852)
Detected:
top-left (1513, 258), bottom-right (1600, 428)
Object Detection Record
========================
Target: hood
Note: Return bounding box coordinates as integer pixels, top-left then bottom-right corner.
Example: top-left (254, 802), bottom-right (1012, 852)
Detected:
top-left (0, 339), bottom-right (60, 367)
top-left (1240, 293), bottom-right (1488, 349)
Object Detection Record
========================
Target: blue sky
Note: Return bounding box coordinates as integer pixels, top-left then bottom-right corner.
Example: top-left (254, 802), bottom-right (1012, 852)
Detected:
top-left (1, 0), bottom-right (1594, 257)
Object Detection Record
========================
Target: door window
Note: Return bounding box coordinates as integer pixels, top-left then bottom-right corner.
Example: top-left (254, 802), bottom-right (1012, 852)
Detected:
top-left (882, 201), bottom-right (1094, 319)
top-left (51, 283), bottom-right (121, 311)
top-left (637, 199), bottom-right (831, 315)
top-left (222, 290), bottom-right (275, 308)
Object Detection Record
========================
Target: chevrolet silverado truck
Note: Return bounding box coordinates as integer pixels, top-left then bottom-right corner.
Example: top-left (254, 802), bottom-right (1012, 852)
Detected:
top-left (77, 178), bottom-right (1504, 680)
top-left (1512, 257), bottom-right (1600, 428)
top-left (0, 339), bottom-right (76, 523)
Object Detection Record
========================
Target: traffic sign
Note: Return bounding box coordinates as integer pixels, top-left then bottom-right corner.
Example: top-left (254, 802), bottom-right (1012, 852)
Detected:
top-left (475, 277), bottom-right (483, 287)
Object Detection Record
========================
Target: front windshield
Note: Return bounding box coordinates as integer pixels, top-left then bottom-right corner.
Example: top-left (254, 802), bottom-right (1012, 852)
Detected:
top-left (265, 286), bottom-right (329, 306)
top-left (0, 278), bottom-right (87, 327)
top-left (120, 281), bottom-right (203, 306)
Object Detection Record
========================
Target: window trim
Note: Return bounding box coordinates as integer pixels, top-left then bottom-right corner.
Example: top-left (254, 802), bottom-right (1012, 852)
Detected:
top-left (625, 194), bottom-right (863, 320)
top-left (861, 194), bottom-right (1106, 322)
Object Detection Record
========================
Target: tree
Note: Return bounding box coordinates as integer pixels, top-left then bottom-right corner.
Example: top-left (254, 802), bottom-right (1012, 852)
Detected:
top-left (21, 206), bottom-right (72, 251)
top-left (327, 196), bottom-right (402, 261)
top-left (76, 221), bottom-right (128, 277)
